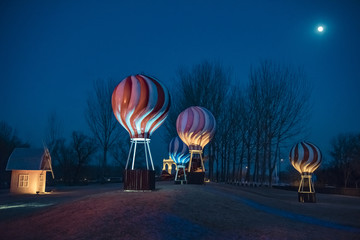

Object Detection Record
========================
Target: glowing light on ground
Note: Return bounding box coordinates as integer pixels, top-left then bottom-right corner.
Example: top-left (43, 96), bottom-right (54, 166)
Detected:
top-left (0, 203), bottom-right (53, 210)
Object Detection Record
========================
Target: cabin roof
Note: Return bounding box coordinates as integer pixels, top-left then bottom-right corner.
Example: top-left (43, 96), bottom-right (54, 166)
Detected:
top-left (6, 148), bottom-right (52, 171)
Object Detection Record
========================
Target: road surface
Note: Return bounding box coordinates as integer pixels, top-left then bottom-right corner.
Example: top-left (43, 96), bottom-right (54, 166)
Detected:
top-left (0, 182), bottom-right (359, 239)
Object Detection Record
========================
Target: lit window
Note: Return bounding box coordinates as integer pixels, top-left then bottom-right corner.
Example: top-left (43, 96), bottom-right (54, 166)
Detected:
top-left (19, 174), bottom-right (29, 188)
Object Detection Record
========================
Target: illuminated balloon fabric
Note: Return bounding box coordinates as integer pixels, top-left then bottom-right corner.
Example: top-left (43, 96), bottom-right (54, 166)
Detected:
top-left (289, 141), bottom-right (322, 174)
top-left (112, 74), bottom-right (171, 139)
top-left (176, 106), bottom-right (216, 151)
top-left (169, 137), bottom-right (190, 166)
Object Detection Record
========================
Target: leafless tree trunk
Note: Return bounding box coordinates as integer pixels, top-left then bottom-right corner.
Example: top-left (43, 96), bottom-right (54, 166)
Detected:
top-left (71, 131), bottom-right (97, 183)
top-left (44, 112), bottom-right (63, 153)
top-left (248, 60), bottom-right (311, 186)
top-left (110, 138), bottom-right (130, 171)
top-left (51, 138), bottom-right (74, 184)
top-left (330, 133), bottom-right (360, 188)
top-left (86, 79), bottom-right (122, 181)
top-left (227, 87), bottom-right (244, 182)
top-left (164, 61), bottom-right (231, 182)
top-left (164, 60), bottom-right (309, 185)
top-left (0, 121), bottom-right (29, 185)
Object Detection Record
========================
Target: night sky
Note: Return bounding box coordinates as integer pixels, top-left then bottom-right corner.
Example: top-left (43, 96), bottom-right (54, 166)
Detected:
top-left (1, 0), bottom-right (359, 167)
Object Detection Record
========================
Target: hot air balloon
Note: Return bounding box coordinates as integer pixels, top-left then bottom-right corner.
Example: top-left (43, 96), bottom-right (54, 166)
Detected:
top-left (112, 74), bottom-right (171, 190)
top-left (176, 106), bottom-right (216, 184)
top-left (289, 141), bottom-right (322, 202)
top-left (169, 136), bottom-right (190, 183)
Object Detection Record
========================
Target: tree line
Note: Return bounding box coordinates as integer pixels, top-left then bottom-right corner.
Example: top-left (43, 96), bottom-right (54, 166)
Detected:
top-left (0, 59), bottom-right (359, 188)
top-left (43, 79), bottom-right (128, 184)
top-left (164, 60), bottom-right (360, 188)
top-left (316, 133), bottom-right (360, 188)
top-left (165, 60), bottom-right (311, 186)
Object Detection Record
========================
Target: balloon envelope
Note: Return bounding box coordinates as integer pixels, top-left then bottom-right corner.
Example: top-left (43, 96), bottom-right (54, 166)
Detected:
top-left (289, 141), bottom-right (322, 174)
top-left (176, 106), bottom-right (216, 150)
top-left (112, 74), bottom-right (171, 139)
top-left (169, 136), bottom-right (190, 166)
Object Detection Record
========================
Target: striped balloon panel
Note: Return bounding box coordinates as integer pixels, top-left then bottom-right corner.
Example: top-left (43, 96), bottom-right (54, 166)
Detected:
top-left (112, 74), bottom-right (171, 139)
top-left (289, 141), bottom-right (322, 174)
top-left (176, 106), bottom-right (216, 150)
top-left (169, 136), bottom-right (190, 165)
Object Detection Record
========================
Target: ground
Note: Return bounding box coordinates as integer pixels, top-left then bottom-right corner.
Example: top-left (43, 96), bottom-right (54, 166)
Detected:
top-left (0, 182), bottom-right (359, 240)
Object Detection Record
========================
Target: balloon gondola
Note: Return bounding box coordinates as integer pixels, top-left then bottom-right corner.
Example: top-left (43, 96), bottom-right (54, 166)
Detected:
top-left (176, 106), bottom-right (216, 184)
top-left (289, 141), bottom-right (322, 202)
top-left (112, 74), bottom-right (170, 191)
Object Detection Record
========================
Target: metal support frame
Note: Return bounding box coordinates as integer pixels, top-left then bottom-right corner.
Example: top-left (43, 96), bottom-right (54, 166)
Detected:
top-left (125, 138), bottom-right (154, 171)
top-left (175, 165), bottom-right (187, 182)
top-left (188, 149), bottom-right (204, 173)
top-left (298, 173), bottom-right (315, 193)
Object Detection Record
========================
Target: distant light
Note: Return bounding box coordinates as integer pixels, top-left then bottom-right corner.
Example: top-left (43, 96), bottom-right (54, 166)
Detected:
top-left (317, 26), bottom-right (324, 32)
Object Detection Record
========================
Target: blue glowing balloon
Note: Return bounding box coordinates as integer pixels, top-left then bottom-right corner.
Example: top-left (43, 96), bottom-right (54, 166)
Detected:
top-left (169, 136), bottom-right (190, 166)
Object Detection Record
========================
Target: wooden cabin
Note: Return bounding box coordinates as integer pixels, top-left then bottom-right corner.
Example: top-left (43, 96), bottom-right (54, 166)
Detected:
top-left (6, 148), bottom-right (54, 194)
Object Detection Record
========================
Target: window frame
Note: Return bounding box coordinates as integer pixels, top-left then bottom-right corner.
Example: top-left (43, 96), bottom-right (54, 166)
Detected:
top-left (18, 174), bottom-right (29, 188)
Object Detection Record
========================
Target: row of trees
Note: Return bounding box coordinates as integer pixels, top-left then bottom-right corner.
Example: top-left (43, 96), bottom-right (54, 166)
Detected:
top-left (321, 133), bottom-right (360, 188)
top-left (46, 130), bottom-right (96, 184)
top-left (165, 60), bottom-right (360, 188)
top-left (0, 121), bottom-right (29, 187)
top-left (44, 79), bottom-right (128, 184)
top-left (165, 60), bottom-right (311, 186)
top-left (1, 59), bottom-right (359, 188)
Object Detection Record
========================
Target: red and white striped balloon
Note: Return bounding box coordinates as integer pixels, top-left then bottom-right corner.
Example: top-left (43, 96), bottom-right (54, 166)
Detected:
top-left (289, 141), bottom-right (322, 174)
top-left (112, 74), bottom-right (171, 139)
top-left (176, 106), bottom-right (216, 151)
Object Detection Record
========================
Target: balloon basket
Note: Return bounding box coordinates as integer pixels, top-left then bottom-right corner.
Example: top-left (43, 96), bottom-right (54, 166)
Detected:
top-left (298, 192), bottom-right (316, 203)
top-left (298, 173), bottom-right (316, 203)
top-left (123, 138), bottom-right (156, 191)
top-left (188, 149), bottom-right (205, 173)
top-left (124, 169), bottom-right (155, 191)
top-left (187, 172), bottom-right (205, 185)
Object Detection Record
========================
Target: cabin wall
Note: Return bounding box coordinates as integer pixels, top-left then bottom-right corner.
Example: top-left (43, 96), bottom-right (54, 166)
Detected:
top-left (10, 170), bottom-right (46, 194)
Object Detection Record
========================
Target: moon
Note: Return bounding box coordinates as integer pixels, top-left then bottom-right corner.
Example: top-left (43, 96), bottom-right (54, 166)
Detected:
top-left (317, 26), bottom-right (324, 32)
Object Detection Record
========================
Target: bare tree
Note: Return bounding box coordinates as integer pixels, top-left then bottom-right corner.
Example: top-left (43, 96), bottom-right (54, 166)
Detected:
top-left (0, 121), bottom-right (29, 186)
top-left (110, 138), bottom-right (130, 172)
top-left (86, 79), bottom-right (122, 181)
top-left (330, 133), bottom-right (360, 188)
top-left (247, 60), bottom-right (311, 186)
top-left (164, 60), bottom-right (309, 184)
top-left (164, 61), bottom-right (231, 181)
top-left (44, 112), bottom-right (63, 153)
top-left (71, 131), bottom-right (97, 183)
top-left (228, 88), bottom-right (248, 182)
top-left (51, 138), bottom-right (74, 184)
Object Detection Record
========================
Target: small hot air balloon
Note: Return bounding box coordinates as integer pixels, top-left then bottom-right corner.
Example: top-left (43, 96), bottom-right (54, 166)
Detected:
top-left (169, 136), bottom-right (190, 183)
top-left (112, 74), bottom-right (171, 190)
top-left (289, 141), bottom-right (322, 202)
top-left (176, 106), bottom-right (216, 178)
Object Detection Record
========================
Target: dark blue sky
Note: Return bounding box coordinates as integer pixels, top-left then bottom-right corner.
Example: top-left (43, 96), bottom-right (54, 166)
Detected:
top-left (1, 0), bottom-right (359, 167)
